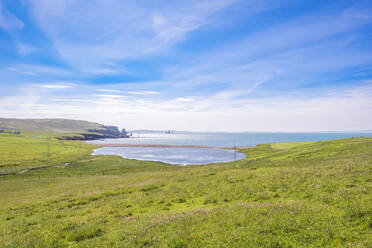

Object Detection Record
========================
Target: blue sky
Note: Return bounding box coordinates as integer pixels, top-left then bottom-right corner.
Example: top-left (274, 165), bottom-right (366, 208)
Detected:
top-left (0, 0), bottom-right (371, 131)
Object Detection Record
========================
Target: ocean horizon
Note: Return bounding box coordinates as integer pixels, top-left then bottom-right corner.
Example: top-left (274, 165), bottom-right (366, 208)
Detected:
top-left (87, 131), bottom-right (372, 148)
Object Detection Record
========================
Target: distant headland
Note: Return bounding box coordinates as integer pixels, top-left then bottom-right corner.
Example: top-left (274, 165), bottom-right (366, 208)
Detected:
top-left (0, 118), bottom-right (128, 141)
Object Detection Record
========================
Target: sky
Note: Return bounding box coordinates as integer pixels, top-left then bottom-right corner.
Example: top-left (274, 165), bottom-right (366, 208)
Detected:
top-left (0, 0), bottom-right (371, 132)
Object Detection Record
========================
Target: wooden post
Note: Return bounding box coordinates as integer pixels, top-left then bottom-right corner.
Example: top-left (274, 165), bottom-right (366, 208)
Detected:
top-left (46, 137), bottom-right (51, 161)
top-left (234, 145), bottom-right (237, 162)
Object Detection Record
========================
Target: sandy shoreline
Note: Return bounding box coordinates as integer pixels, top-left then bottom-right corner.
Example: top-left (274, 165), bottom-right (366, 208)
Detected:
top-left (92, 143), bottom-right (253, 149)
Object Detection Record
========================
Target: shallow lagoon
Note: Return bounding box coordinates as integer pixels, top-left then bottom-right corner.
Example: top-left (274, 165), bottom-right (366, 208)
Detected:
top-left (92, 146), bottom-right (246, 165)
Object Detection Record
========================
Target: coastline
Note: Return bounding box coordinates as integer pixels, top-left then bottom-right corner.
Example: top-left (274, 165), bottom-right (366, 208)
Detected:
top-left (85, 132), bottom-right (372, 149)
top-left (91, 143), bottom-right (253, 149)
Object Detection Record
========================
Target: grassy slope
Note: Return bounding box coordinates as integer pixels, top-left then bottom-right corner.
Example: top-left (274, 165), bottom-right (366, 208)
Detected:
top-left (0, 134), bottom-right (96, 175)
top-left (0, 118), bottom-right (103, 134)
top-left (0, 136), bottom-right (371, 247)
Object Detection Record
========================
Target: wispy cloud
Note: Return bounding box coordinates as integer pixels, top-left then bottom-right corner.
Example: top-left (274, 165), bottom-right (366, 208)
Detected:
top-left (0, 82), bottom-right (371, 131)
top-left (0, 1), bottom-right (371, 131)
top-left (175, 97), bottom-right (193, 102)
top-left (151, 0), bottom-right (237, 43)
top-left (126, 91), bottom-right (160, 95)
top-left (95, 89), bottom-right (123, 93)
top-left (22, 71), bottom-right (37, 76)
top-left (35, 84), bottom-right (74, 89)
top-left (157, 2), bottom-right (372, 96)
top-left (17, 42), bottom-right (37, 56)
top-left (93, 94), bottom-right (125, 99)
top-left (27, 0), bottom-right (241, 72)
top-left (0, 3), bottom-right (24, 31)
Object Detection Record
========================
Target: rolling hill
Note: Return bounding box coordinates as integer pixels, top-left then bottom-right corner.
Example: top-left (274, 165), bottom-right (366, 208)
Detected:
top-left (0, 118), bottom-right (128, 140)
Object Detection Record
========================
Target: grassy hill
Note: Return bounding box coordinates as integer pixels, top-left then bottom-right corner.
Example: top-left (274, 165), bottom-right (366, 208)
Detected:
top-left (0, 118), bottom-right (103, 134)
top-left (0, 118), bottom-right (127, 140)
top-left (0, 135), bottom-right (371, 247)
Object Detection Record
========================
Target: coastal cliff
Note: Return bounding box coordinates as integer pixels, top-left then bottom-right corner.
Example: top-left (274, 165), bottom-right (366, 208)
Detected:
top-left (60, 125), bottom-right (129, 140)
top-left (0, 118), bottom-right (129, 141)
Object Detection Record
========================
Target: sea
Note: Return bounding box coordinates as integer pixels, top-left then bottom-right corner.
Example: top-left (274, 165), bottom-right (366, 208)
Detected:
top-left (88, 131), bottom-right (371, 165)
top-left (88, 131), bottom-right (372, 147)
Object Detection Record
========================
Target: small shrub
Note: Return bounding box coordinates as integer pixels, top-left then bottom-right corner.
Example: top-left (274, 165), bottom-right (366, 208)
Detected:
top-left (66, 226), bottom-right (104, 242)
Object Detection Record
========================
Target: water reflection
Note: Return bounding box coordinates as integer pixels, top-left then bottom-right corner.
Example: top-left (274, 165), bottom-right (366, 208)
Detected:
top-left (92, 146), bottom-right (246, 165)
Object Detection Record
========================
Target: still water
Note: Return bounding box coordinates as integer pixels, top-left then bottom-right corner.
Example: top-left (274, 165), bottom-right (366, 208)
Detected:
top-left (92, 146), bottom-right (246, 165)
top-left (89, 131), bottom-right (371, 165)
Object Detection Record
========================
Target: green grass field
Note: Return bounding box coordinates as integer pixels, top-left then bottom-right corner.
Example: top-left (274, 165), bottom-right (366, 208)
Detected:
top-left (0, 135), bottom-right (371, 247)
top-left (0, 134), bottom-right (96, 176)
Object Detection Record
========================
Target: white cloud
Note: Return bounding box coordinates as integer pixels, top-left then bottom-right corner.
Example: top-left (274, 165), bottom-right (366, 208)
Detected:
top-left (36, 84), bottom-right (73, 89)
top-left (6, 64), bottom-right (72, 78)
top-left (96, 89), bottom-right (123, 93)
top-left (176, 97), bottom-right (193, 102)
top-left (94, 94), bottom-right (125, 99)
top-left (18, 43), bottom-right (37, 56)
top-left (155, 3), bottom-right (372, 95)
top-left (89, 68), bottom-right (121, 75)
top-left (0, 82), bottom-right (371, 132)
top-left (22, 71), bottom-right (37, 76)
top-left (27, 0), bottom-right (240, 72)
top-left (151, 12), bottom-right (205, 43)
top-left (0, 3), bottom-right (24, 31)
top-left (126, 91), bottom-right (160, 95)
top-left (2, 1), bottom-right (371, 132)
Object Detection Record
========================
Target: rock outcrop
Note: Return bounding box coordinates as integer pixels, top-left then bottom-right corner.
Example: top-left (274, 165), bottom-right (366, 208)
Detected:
top-left (59, 125), bottom-right (129, 140)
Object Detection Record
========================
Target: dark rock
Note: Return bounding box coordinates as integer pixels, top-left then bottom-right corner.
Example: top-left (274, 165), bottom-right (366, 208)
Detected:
top-left (59, 125), bottom-right (129, 141)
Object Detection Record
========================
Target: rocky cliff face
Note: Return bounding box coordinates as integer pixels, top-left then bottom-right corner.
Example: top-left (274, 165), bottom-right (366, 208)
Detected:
top-left (59, 125), bottom-right (129, 140)
top-left (87, 125), bottom-right (126, 136)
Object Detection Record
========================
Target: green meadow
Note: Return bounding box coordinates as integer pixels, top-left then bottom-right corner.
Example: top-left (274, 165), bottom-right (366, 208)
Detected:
top-left (0, 134), bottom-right (371, 247)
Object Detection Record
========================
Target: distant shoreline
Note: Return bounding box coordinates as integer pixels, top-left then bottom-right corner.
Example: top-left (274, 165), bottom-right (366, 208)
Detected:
top-left (92, 143), bottom-right (253, 149)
